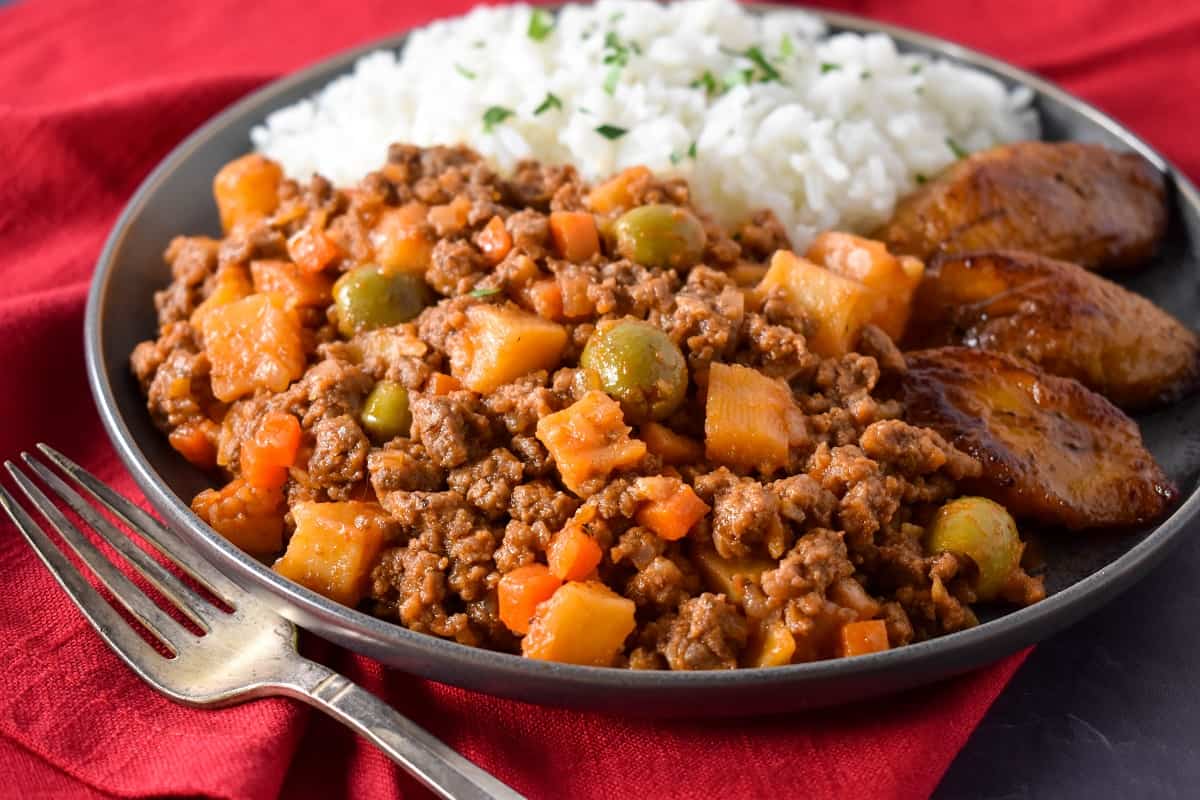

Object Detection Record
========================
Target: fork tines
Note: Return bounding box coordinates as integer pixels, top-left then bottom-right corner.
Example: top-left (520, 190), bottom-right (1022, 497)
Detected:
top-left (0, 445), bottom-right (239, 663)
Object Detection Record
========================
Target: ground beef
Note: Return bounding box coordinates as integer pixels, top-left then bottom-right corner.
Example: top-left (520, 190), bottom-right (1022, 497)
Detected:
top-left (427, 238), bottom-right (486, 296)
top-left (734, 209), bottom-right (791, 260)
top-left (859, 419), bottom-right (980, 480)
top-left (695, 469), bottom-right (789, 559)
top-left (447, 448), bottom-right (525, 519)
top-left (761, 529), bottom-right (854, 603)
top-left (280, 357), bottom-right (373, 428)
top-left (482, 373), bottom-right (559, 435)
top-left (857, 324), bottom-right (907, 375)
top-left (367, 440), bottom-right (445, 495)
top-left (658, 593), bottom-right (748, 670)
top-left (306, 415), bottom-right (370, 498)
top-left (144, 336), bottom-right (213, 431)
top-left (508, 481), bottom-right (578, 529)
top-left (409, 391), bottom-right (492, 468)
top-left (370, 545), bottom-right (473, 642)
top-left (505, 209), bottom-right (551, 259)
top-left (625, 556), bottom-right (688, 610)
top-left (664, 268), bottom-right (744, 379)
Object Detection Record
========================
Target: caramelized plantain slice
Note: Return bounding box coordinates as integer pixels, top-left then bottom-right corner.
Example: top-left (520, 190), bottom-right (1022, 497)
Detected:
top-left (899, 347), bottom-right (1175, 530)
top-left (877, 142), bottom-right (1166, 271)
top-left (905, 250), bottom-right (1200, 409)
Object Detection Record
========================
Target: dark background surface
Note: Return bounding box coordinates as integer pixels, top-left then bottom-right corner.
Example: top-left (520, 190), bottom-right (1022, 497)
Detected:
top-left (0, 0), bottom-right (1194, 796)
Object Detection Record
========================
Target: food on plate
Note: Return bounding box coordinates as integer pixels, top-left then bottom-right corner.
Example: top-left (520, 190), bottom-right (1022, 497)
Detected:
top-left (250, 0), bottom-right (1038, 251)
top-left (899, 348), bottom-right (1176, 530)
top-left (128, 1), bottom-right (1187, 670)
top-left (906, 250), bottom-right (1200, 409)
top-left (876, 142), bottom-right (1167, 271)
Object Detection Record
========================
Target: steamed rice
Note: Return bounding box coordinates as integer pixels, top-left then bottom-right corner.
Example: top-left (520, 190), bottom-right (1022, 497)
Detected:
top-left (251, 0), bottom-right (1038, 248)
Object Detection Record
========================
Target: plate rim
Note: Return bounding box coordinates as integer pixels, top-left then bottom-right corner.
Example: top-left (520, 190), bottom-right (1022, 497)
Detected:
top-left (84, 3), bottom-right (1200, 698)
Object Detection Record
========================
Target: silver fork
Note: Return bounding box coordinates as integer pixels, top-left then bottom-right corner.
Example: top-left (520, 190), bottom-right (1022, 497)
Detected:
top-left (0, 444), bottom-right (524, 800)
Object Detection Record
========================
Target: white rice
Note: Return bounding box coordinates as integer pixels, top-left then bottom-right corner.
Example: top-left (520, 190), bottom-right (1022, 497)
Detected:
top-left (251, 0), bottom-right (1038, 248)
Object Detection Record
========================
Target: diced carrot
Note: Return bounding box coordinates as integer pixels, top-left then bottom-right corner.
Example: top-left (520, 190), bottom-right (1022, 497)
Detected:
top-left (634, 477), bottom-right (710, 541)
top-left (586, 166), bottom-right (652, 214)
top-left (477, 215), bottom-right (513, 265)
top-left (272, 501), bottom-right (393, 605)
top-left (426, 372), bottom-right (462, 396)
top-left (549, 211), bottom-right (600, 262)
top-left (498, 564), bottom-right (563, 635)
top-left (168, 420), bottom-right (219, 469)
top-left (286, 225), bottom-right (342, 273)
top-left (213, 154), bottom-right (283, 233)
top-left (640, 422), bottom-right (704, 465)
top-left (546, 526), bottom-right (604, 581)
top-left (191, 477), bottom-right (285, 556)
top-left (371, 202), bottom-right (433, 273)
top-left (838, 619), bottom-right (890, 658)
top-left (535, 390), bottom-right (648, 496)
top-left (240, 412), bottom-right (302, 490)
top-left (704, 362), bottom-right (795, 474)
top-left (250, 259), bottom-right (334, 308)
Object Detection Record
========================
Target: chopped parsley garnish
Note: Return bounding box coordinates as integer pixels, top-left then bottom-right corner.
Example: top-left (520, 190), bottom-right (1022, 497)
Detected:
top-left (945, 137), bottom-right (968, 159)
top-left (609, 11), bottom-right (624, 23)
top-left (604, 65), bottom-right (621, 95)
top-left (743, 46), bottom-right (782, 83)
top-left (910, 63), bottom-right (923, 74)
top-left (915, 173), bottom-right (928, 184)
top-left (534, 92), bottom-right (562, 115)
top-left (595, 124), bottom-right (628, 140)
top-left (472, 40), bottom-right (485, 48)
top-left (690, 70), bottom-right (723, 96)
top-left (482, 106), bottom-right (514, 132)
top-left (454, 63), bottom-right (476, 80)
top-left (670, 151), bottom-right (683, 165)
top-left (779, 33), bottom-right (795, 59)
top-left (861, 70), bottom-right (872, 79)
top-left (469, 286), bottom-right (502, 298)
top-left (688, 141), bottom-right (697, 158)
top-left (820, 62), bottom-right (841, 74)
top-left (528, 8), bottom-right (555, 41)
top-left (723, 67), bottom-right (755, 88)
top-left (603, 31), bottom-right (632, 67)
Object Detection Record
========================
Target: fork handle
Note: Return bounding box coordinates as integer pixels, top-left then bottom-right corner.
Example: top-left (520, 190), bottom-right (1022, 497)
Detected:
top-left (282, 660), bottom-right (525, 800)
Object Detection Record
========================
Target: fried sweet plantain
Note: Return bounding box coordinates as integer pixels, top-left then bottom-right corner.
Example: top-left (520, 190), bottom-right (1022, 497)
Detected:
top-left (877, 142), bottom-right (1166, 271)
top-left (900, 347), bottom-right (1175, 530)
top-left (905, 250), bottom-right (1200, 409)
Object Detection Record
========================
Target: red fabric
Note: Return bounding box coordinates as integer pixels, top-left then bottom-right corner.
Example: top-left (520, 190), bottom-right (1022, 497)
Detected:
top-left (0, 0), bottom-right (1195, 797)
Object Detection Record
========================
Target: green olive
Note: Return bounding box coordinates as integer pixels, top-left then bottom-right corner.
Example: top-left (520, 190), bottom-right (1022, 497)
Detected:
top-left (613, 204), bottom-right (707, 269)
top-left (333, 265), bottom-right (429, 338)
top-left (360, 380), bottom-right (411, 441)
top-left (579, 319), bottom-right (688, 423)
top-left (924, 497), bottom-right (1023, 602)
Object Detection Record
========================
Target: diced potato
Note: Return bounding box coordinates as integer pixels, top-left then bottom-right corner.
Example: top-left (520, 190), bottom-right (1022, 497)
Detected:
top-left (693, 543), bottom-right (775, 608)
top-left (272, 502), bottom-right (392, 606)
top-left (805, 232), bottom-right (925, 339)
top-left (201, 293), bottom-right (305, 402)
top-left (536, 390), bottom-right (648, 496)
top-left (370, 202), bottom-right (433, 273)
top-left (191, 477), bottom-right (284, 556)
top-left (250, 259), bottom-right (334, 308)
top-left (189, 264), bottom-right (253, 329)
top-left (759, 250), bottom-right (878, 357)
top-left (704, 362), bottom-right (795, 473)
top-left (522, 581), bottom-right (636, 666)
top-left (213, 154), bottom-right (283, 233)
top-left (586, 165), bottom-right (652, 214)
top-left (744, 620), bottom-right (796, 667)
top-left (640, 422), bottom-right (704, 465)
top-left (727, 261), bottom-right (770, 287)
top-left (452, 304), bottom-right (568, 393)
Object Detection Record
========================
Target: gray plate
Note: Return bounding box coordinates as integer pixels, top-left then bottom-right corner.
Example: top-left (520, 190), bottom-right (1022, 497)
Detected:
top-left (85, 6), bottom-right (1200, 715)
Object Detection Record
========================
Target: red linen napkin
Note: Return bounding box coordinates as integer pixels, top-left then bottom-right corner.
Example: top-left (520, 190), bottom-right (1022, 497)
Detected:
top-left (0, 0), bottom-right (1196, 797)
